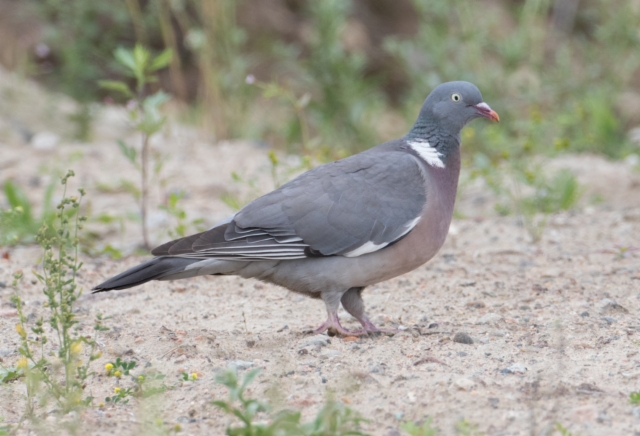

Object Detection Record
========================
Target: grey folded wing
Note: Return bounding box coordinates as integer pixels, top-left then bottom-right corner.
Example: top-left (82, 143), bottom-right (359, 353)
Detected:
top-left (152, 149), bottom-right (427, 260)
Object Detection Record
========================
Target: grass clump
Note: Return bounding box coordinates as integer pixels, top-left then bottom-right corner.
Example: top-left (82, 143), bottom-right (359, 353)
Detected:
top-left (401, 419), bottom-right (438, 436)
top-left (212, 368), bottom-right (368, 435)
top-left (472, 157), bottom-right (583, 242)
top-left (9, 170), bottom-right (108, 432)
top-left (0, 180), bottom-right (58, 246)
top-left (555, 423), bottom-right (581, 436)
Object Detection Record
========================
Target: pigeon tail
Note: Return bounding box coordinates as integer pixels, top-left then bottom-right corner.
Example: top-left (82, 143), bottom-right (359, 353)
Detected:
top-left (92, 257), bottom-right (199, 292)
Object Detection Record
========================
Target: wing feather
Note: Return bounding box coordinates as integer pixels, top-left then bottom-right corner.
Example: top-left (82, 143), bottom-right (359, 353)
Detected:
top-left (150, 145), bottom-right (427, 260)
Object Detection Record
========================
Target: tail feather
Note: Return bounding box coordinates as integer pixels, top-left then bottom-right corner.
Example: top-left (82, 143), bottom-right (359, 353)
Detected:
top-left (92, 257), bottom-right (199, 292)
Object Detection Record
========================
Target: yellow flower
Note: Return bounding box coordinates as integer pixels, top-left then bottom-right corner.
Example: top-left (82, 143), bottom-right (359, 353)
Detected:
top-left (137, 375), bottom-right (145, 382)
top-left (191, 373), bottom-right (198, 380)
top-left (17, 357), bottom-right (28, 369)
top-left (114, 387), bottom-right (121, 394)
top-left (15, 324), bottom-right (26, 339)
top-left (105, 363), bottom-right (114, 372)
top-left (98, 402), bottom-right (105, 409)
top-left (70, 342), bottom-right (83, 355)
top-left (114, 370), bottom-right (122, 378)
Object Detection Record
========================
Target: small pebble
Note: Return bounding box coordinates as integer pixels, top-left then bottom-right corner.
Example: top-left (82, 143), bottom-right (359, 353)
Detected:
top-left (454, 377), bottom-right (475, 391)
top-left (453, 332), bottom-right (474, 344)
top-left (501, 363), bottom-right (527, 374)
top-left (581, 311), bottom-right (589, 317)
top-left (477, 313), bottom-right (503, 325)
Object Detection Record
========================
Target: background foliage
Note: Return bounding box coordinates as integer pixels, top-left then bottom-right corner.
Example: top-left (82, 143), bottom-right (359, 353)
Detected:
top-left (1, 0), bottom-right (637, 161)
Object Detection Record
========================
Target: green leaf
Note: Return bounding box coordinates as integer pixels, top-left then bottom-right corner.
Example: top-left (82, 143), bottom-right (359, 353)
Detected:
top-left (0, 367), bottom-right (23, 384)
top-left (4, 180), bottom-right (32, 219)
top-left (117, 140), bottom-right (137, 164)
top-left (137, 91), bottom-right (170, 135)
top-left (149, 48), bottom-right (173, 71)
top-left (113, 47), bottom-right (137, 73)
top-left (240, 368), bottom-right (261, 392)
top-left (98, 80), bottom-right (133, 98)
top-left (100, 245), bottom-right (122, 259)
top-left (132, 44), bottom-right (151, 71)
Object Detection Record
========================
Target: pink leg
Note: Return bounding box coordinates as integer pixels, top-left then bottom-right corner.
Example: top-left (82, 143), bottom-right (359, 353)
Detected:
top-left (341, 287), bottom-right (397, 335)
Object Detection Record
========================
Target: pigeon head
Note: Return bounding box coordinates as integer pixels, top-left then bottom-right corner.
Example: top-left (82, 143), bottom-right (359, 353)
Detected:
top-left (407, 81), bottom-right (499, 144)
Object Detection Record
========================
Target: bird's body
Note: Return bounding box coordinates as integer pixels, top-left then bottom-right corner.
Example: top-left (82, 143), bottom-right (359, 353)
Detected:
top-left (94, 81), bottom-right (499, 336)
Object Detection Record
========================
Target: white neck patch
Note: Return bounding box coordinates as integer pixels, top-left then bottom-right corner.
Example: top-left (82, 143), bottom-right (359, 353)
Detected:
top-left (407, 139), bottom-right (445, 168)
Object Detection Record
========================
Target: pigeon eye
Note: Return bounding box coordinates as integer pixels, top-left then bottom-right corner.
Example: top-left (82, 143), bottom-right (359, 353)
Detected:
top-left (451, 93), bottom-right (461, 102)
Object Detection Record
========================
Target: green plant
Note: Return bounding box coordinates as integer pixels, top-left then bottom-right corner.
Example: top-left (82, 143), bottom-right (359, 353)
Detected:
top-left (455, 419), bottom-right (484, 436)
top-left (105, 357), bottom-right (137, 377)
top-left (248, 76), bottom-right (314, 153)
top-left (102, 357), bottom-right (169, 404)
top-left (303, 0), bottom-right (384, 155)
top-left (0, 179), bottom-right (58, 246)
top-left (220, 150), bottom-right (313, 211)
top-left (106, 386), bottom-right (135, 404)
top-left (159, 191), bottom-right (205, 239)
top-left (0, 417), bottom-right (9, 436)
top-left (518, 169), bottom-right (581, 215)
top-left (181, 372), bottom-right (199, 382)
top-left (472, 156), bottom-right (582, 242)
top-left (100, 44), bottom-right (172, 249)
top-left (401, 419), bottom-right (438, 436)
top-left (11, 170), bottom-right (108, 426)
top-left (630, 391), bottom-right (640, 404)
top-left (0, 365), bottom-right (24, 384)
top-left (212, 368), bottom-right (369, 435)
top-left (555, 423), bottom-right (581, 436)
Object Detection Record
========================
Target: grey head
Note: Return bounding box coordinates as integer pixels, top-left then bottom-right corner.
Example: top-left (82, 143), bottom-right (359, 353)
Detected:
top-left (405, 81), bottom-right (499, 161)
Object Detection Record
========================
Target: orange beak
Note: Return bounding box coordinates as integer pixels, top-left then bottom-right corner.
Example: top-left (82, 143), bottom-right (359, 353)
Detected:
top-left (474, 102), bottom-right (500, 122)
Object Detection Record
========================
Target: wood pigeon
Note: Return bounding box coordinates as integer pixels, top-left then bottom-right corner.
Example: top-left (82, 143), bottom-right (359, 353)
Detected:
top-left (94, 81), bottom-right (499, 336)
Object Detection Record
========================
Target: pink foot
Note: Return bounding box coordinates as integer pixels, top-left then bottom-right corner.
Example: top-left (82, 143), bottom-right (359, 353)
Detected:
top-left (311, 313), bottom-right (397, 337)
top-left (358, 317), bottom-right (398, 336)
top-left (312, 312), bottom-right (365, 337)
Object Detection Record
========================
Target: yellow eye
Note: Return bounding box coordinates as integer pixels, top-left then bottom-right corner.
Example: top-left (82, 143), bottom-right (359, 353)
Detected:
top-left (451, 93), bottom-right (461, 102)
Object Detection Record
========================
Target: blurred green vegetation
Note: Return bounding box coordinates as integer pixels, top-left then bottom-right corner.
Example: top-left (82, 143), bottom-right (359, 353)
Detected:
top-left (14, 0), bottom-right (637, 160)
top-left (0, 180), bottom-right (56, 246)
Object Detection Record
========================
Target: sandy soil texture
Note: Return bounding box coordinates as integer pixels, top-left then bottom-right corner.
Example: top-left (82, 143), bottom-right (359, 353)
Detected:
top-left (2, 101), bottom-right (640, 435)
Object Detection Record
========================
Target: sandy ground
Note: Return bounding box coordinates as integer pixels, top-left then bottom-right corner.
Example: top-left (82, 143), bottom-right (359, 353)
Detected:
top-left (2, 71), bottom-right (640, 435)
